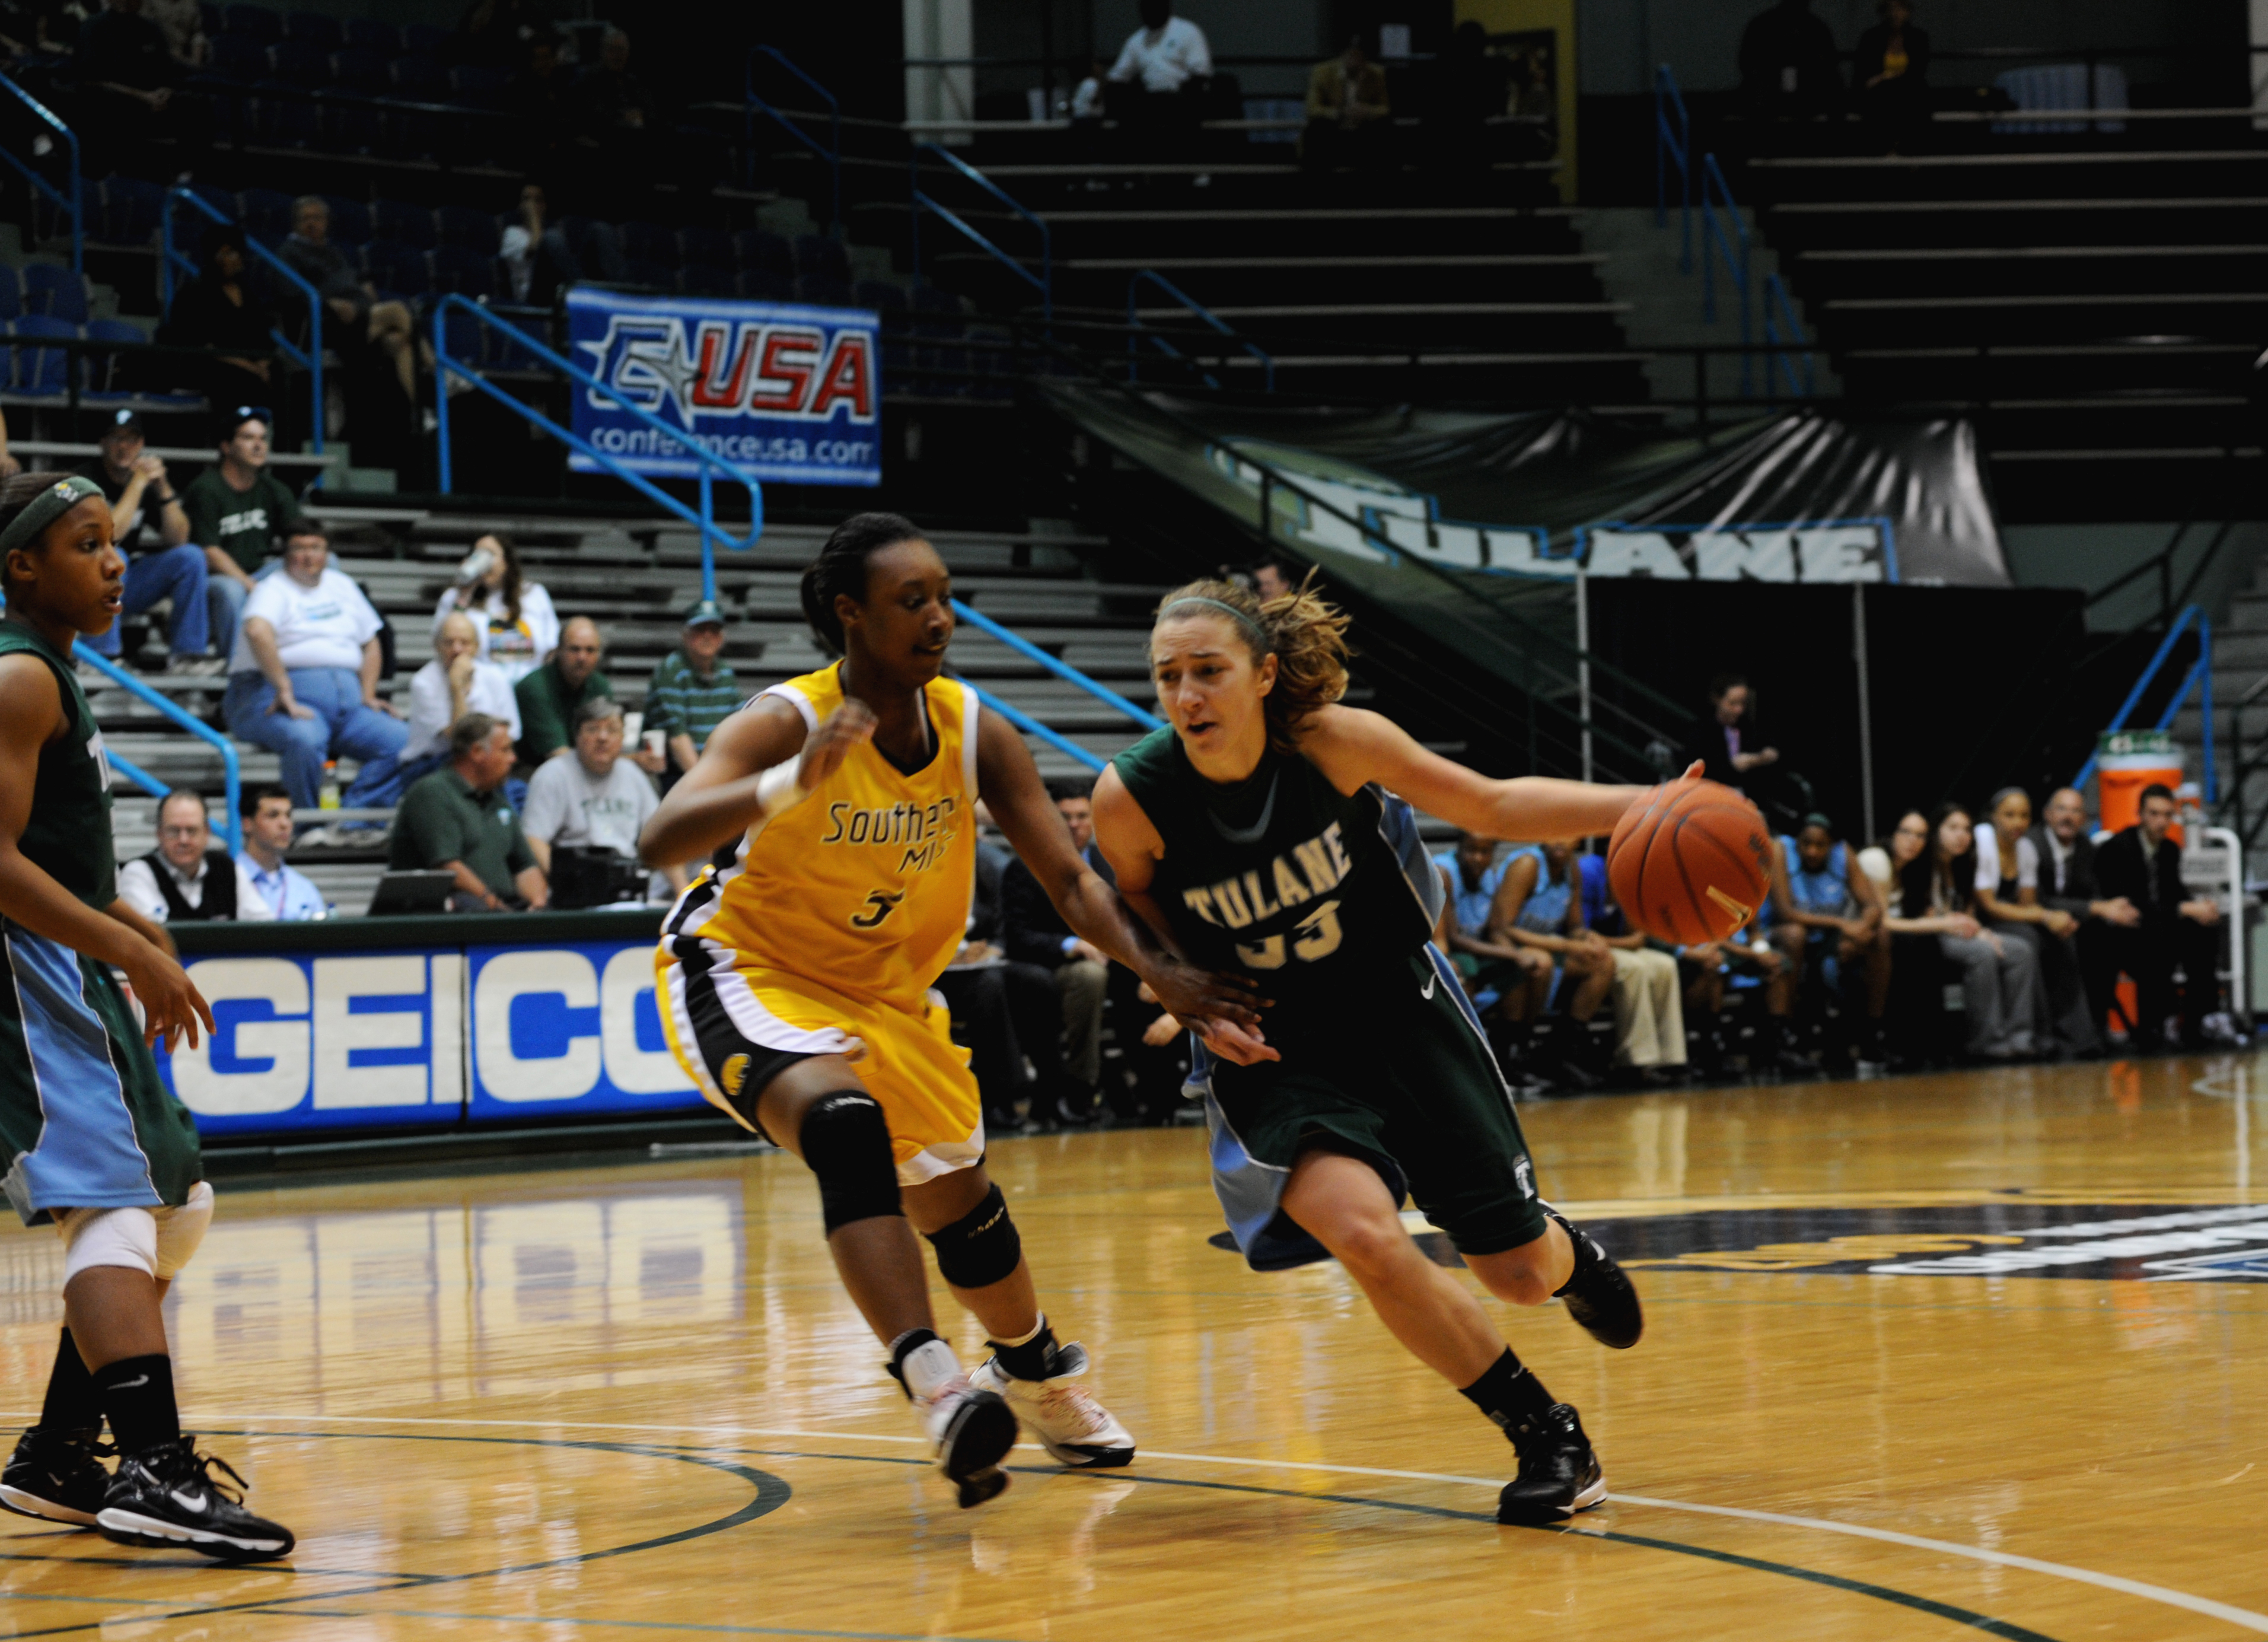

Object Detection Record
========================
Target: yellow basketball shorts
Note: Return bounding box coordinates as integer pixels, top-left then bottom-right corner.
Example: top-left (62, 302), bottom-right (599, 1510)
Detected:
top-left (655, 936), bottom-right (983, 1185)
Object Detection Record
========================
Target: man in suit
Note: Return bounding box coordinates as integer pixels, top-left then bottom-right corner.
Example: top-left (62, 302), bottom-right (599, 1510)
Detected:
top-left (2088, 784), bottom-right (2222, 1049)
top-left (2030, 787), bottom-right (2139, 1053)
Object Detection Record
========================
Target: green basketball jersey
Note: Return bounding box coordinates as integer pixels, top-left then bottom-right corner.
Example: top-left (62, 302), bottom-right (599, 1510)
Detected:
top-left (0, 620), bottom-right (117, 909)
top-left (1111, 725), bottom-right (1443, 1023)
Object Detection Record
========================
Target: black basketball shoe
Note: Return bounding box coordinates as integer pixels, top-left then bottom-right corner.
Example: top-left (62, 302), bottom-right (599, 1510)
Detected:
top-left (96, 1437), bottom-right (295, 1560)
top-left (0, 1425), bottom-right (113, 1526)
top-left (1544, 1206), bottom-right (1644, 1350)
top-left (1496, 1403), bottom-right (1607, 1526)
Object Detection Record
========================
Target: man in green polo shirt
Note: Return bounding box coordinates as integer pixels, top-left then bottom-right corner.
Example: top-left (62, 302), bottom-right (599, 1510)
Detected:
top-left (388, 713), bottom-right (550, 911)
top-left (513, 613), bottom-right (612, 765)
top-left (645, 597), bottom-right (742, 779)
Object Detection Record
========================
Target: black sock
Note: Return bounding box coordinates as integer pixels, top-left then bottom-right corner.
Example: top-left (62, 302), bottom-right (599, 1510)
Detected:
top-left (91, 1355), bottom-right (179, 1457)
top-left (1458, 1347), bottom-right (1557, 1441)
top-left (990, 1315), bottom-right (1057, 1382)
top-left (37, 1329), bottom-right (101, 1434)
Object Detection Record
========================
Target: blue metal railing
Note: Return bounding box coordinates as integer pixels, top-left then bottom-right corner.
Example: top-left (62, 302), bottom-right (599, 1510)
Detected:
top-left (964, 684), bottom-right (1106, 772)
top-left (75, 647), bottom-right (244, 852)
top-left (1699, 152), bottom-right (1753, 396)
top-left (430, 296), bottom-right (763, 602)
top-left (160, 186), bottom-right (325, 473)
top-left (1761, 271), bottom-right (1814, 400)
top-left (910, 142), bottom-right (1050, 320)
top-left (1654, 65), bottom-right (1690, 273)
top-left (952, 599), bottom-right (1164, 731)
top-left (747, 46), bottom-right (841, 231)
top-left (0, 72), bottom-right (79, 277)
top-left (2071, 603), bottom-right (2217, 803)
top-left (1126, 271), bottom-right (1275, 392)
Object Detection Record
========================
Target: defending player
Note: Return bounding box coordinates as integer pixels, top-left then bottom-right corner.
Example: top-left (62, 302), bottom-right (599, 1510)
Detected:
top-left (0, 473), bottom-right (292, 1558)
top-left (1093, 576), bottom-right (1658, 1525)
top-left (641, 513), bottom-right (1262, 1509)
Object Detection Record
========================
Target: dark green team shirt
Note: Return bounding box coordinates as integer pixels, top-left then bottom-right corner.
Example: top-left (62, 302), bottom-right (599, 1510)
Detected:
top-left (181, 466), bottom-right (302, 575)
top-left (0, 620), bottom-right (117, 909)
top-left (1110, 725), bottom-right (1439, 1036)
top-left (514, 661), bottom-right (614, 765)
top-left (388, 766), bottom-right (537, 898)
top-left (644, 649), bottom-right (741, 754)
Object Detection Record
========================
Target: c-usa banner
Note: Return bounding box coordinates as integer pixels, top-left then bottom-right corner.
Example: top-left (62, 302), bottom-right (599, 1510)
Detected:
top-left (567, 286), bottom-right (881, 486)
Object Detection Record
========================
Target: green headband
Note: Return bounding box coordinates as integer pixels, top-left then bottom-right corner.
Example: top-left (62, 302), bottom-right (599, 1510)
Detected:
top-left (0, 475), bottom-right (105, 560)
top-left (1159, 595), bottom-right (1267, 647)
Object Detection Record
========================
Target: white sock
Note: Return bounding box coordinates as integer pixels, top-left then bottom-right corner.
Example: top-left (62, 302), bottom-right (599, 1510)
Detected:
top-left (995, 1312), bottom-right (1046, 1349)
top-left (898, 1338), bottom-right (964, 1402)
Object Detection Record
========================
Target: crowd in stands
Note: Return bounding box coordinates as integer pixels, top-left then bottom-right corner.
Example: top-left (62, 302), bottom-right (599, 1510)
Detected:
top-left (1739, 0), bottom-right (1932, 150)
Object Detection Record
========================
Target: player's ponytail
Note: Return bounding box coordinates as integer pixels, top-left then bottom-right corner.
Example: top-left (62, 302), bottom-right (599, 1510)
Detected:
top-left (801, 511), bottom-right (926, 655)
top-left (1154, 570), bottom-right (1350, 755)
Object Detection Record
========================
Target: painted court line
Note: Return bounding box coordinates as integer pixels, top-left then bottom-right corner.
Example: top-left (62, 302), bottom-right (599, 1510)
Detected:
top-left (116, 1410), bottom-right (2268, 1637)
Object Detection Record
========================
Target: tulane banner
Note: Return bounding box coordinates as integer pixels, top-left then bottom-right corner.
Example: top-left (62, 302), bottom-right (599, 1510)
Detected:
top-left (566, 286), bottom-right (881, 486)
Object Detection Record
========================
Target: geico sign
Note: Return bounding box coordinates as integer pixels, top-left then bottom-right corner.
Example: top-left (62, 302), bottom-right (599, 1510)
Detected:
top-left (166, 943), bottom-right (697, 1120)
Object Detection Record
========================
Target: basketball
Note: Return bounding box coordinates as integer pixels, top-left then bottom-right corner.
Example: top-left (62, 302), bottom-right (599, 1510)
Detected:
top-left (1607, 779), bottom-right (1774, 944)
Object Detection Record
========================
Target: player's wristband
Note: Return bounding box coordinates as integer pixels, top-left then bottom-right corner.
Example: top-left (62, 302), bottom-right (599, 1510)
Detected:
top-left (756, 762), bottom-right (808, 819)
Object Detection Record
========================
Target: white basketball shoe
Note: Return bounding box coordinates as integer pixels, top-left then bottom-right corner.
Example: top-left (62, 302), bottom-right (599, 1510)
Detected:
top-left (897, 1337), bottom-right (1019, 1509)
top-left (969, 1341), bottom-right (1136, 1468)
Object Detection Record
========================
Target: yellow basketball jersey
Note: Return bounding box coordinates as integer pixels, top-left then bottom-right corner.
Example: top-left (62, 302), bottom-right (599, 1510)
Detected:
top-left (679, 663), bottom-right (979, 1010)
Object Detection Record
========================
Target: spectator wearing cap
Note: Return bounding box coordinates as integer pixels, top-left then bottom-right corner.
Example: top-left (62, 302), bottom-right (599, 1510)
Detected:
top-left (388, 714), bottom-right (548, 912)
top-left (116, 789), bottom-right (272, 924)
top-left (73, 410), bottom-right (227, 675)
top-left (235, 781), bottom-right (325, 920)
top-left (223, 521), bottom-right (409, 816)
top-left (181, 407), bottom-right (301, 642)
top-left (645, 598), bottom-right (741, 779)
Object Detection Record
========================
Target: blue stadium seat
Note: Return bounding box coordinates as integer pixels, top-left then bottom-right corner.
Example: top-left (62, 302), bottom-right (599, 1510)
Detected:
top-left (372, 198), bottom-right (436, 250)
top-left (737, 269), bottom-right (792, 303)
top-left (257, 87), bottom-right (322, 147)
top-left (437, 307), bottom-right (483, 370)
top-left (24, 265), bottom-right (88, 324)
top-left (855, 279), bottom-right (907, 314)
top-left (326, 98), bottom-right (383, 154)
top-left (795, 275), bottom-right (855, 310)
top-left (198, 2), bottom-right (221, 35)
top-left (360, 239), bottom-right (429, 298)
top-left (98, 176), bottom-right (165, 246)
top-left (269, 37), bottom-right (330, 81)
top-left (82, 317), bottom-right (146, 400)
top-left (0, 268), bottom-right (21, 324)
top-left (680, 263), bottom-right (734, 297)
top-left (429, 244), bottom-right (495, 299)
top-left (448, 65), bottom-right (507, 108)
top-left (794, 234), bottom-right (851, 285)
top-left (330, 44), bottom-right (386, 93)
top-left (320, 193), bottom-right (370, 247)
top-left (732, 229), bottom-right (794, 281)
top-left (387, 55), bottom-right (442, 99)
top-left (222, 5), bottom-right (279, 40)
top-left (680, 225), bottom-right (732, 270)
top-left (401, 22), bottom-right (447, 56)
top-left (383, 107), bottom-right (444, 160)
top-left (624, 259), bottom-right (676, 292)
top-left (208, 33), bottom-right (268, 79)
top-left (237, 186), bottom-right (295, 246)
top-left (343, 18), bottom-right (397, 54)
top-left (435, 205), bottom-right (499, 256)
top-left (558, 217), bottom-right (613, 274)
top-left (11, 315), bottom-right (78, 397)
top-left (485, 322), bottom-right (544, 373)
top-left (620, 221), bottom-right (676, 266)
top-left (282, 9), bottom-right (337, 47)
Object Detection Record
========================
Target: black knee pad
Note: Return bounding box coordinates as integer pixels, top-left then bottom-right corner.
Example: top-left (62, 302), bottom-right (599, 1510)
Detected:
top-left (799, 1091), bottom-right (901, 1234)
top-left (925, 1182), bottom-right (1022, 1290)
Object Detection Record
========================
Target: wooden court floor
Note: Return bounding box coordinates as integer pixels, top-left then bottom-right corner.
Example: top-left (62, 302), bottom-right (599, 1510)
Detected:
top-left (1, 1054), bottom-right (2264, 1640)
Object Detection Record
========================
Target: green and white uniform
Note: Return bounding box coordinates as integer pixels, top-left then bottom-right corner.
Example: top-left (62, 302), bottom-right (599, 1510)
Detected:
top-left (0, 620), bottom-right (202, 1225)
top-left (1112, 725), bottom-right (1546, 1271)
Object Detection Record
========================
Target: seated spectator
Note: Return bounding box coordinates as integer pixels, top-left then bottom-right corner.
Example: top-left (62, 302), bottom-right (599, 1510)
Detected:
top-left (389, 713), bottom-right (548, 911)
top-left (521, 697), bottom-right (684, 900)
top-left (498, 183), bottom-right (579, 307)
top-left (572, 27), bottom-right (660, 212)
top-left (181, 406), bottom-right (300, 641)
top-left (277, 196), bottom-right (421, 423)
top-left (2089, 783), bottom-right (2225, 1050)
top-left (646, 599), bottom-right (741, 780)
top-left (156, 229), bottom-right (276, 418)
top-left (1108, 0), bottom-right (1210, 96)
top-left (1738, 0), bottom-right (1842, 120)
top-left (1250, 556), bottom-right (1299, 603)
top-left (1853, 0), bottom-right (1931, 154)
top-left (2031, 785), bottom-right (2139, 1040)
top-left (508, 37), bottom-right (577, 176)
top-left (1434, 19), bottom-right (1511, 167)
top-left (402, 610), bottom-right (519, 793)
top-left (1858, 807), bottom-right (1928, 899)
top-left (514, 614), bottom-right (611, 765)
top-left (222, 522), bottom-right (408, 817)
top-left (74, 411), bottom-right (226, 675)
top-left (1886, 801), bottom-right (2038, 1059)
top-left (1001, 779), bottom-right (1112, 1124)
top-left (1677, 912), bottom-right (1789, 1073)
top-left (1768, 813), bottom-right (1891, 1058)
top-left (73, 0), bottom-right (180, 168)
top-left (1680, 672), bottom-right (1779, 798)
top-left (1974, 786), bottom-right (2095, 1054)
top-left (432, 532), bottom-right (558, 683)
top-left (1068, 55), bottom-right (1107, 121)
top-left (1303, 34), bottom-right (1391, 170)
top-left (116, 788), bottom-right (272, 924)
top-left (1575, 847), bottom-right (1689, 1084)
top-left (934, 815), bottom-right (1057, 1134)
top-left (1492, 839), bottom-right (1616, 1085)
top-left (235, 781), bottom-right (326, 919)
top-left (1433, 830), bottom-right (1553, 1035)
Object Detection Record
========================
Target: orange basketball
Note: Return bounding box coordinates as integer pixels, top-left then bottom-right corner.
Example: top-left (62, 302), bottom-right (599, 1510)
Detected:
top-left (1606, 779), bottom-right (1773, 944)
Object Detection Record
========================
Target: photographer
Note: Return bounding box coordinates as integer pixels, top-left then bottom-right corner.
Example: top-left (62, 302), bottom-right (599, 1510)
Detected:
top-left (521, 698), bottom-right (684, 906)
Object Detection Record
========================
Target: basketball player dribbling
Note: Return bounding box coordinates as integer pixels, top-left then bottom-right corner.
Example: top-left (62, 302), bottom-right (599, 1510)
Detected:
top-left (1093, 576), bottom-right (1684, 1523)
top-left (641, 514), bottom-right (1263, 1509)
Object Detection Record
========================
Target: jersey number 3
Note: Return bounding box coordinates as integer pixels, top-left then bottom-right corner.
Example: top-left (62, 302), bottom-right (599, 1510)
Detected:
top-left (1235, 899), bottom-right (1343, 970)
top-left (850, 890), bottom-right (906, 930)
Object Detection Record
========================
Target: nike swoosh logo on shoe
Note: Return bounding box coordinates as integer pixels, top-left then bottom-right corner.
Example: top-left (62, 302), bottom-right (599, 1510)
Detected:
top-left (112, 1375), bottom-right (149, 1389)
top-left (169, 1489), bottom-right (208, 1511)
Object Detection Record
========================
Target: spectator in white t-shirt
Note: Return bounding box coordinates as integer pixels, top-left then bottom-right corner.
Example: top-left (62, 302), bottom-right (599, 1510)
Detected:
top-left (401, 611), bottom-right (520, 779)
top-left (222, 523), bottom-right (409, 816)
top-left (1108, 0), bottom-right (1212, 94)
top-left (431, 532), bottom-right (558, 684)
top-left (521, 697), bottom-right (686, 900)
